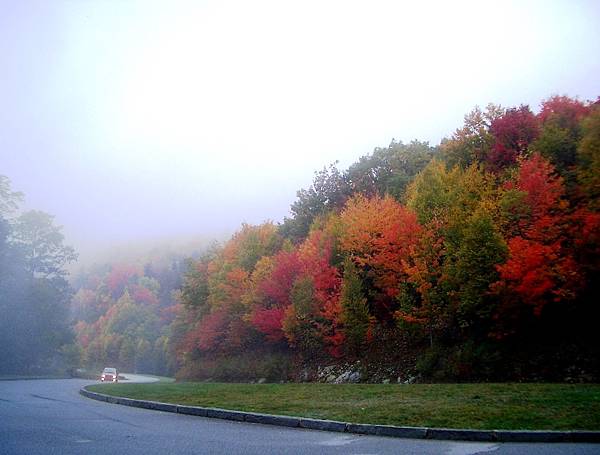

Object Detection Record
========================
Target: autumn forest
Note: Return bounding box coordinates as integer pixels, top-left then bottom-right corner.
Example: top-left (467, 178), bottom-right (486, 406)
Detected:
top-left (2, 95), bottom-right (599, 382)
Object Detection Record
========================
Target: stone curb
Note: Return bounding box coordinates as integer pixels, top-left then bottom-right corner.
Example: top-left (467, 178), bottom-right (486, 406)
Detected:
top-left (79, 387), bottom-right (600, 443)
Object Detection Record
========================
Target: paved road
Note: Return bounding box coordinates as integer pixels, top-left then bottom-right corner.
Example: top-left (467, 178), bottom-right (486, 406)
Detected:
top-left (0, 379), bottom-right (597, 455)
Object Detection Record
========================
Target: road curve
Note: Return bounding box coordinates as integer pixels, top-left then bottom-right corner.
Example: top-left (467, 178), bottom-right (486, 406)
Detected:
top-left (1, 379), bottom-right (598, 455)
top-left (119, 373), bottom-right (161, 383)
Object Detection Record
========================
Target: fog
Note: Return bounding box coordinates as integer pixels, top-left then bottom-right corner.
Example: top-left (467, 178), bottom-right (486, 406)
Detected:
top-left (1, 0), bottom-right (599, 265)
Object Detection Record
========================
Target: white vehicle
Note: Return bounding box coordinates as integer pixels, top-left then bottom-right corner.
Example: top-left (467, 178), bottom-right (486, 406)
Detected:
top-left (100, 367), bottom-right (119, 382)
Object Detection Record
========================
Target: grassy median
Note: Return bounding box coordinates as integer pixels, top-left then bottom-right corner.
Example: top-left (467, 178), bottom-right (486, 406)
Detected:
top-left (88, 382), bottom-right (600, 431)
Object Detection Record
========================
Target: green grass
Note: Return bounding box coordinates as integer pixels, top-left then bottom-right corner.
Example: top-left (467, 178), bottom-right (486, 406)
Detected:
top-left (87, 382), bottom-right (600, 431)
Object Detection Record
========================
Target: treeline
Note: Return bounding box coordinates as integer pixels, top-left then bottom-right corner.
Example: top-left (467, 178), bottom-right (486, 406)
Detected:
top-left (0, 177), bottom-right (78, 375)
top-left (62, 95), bottom-right (600, 381)
top-left (171, 95), bottom-right (600, 381)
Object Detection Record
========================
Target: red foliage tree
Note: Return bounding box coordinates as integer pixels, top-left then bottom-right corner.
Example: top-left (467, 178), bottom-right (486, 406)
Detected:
top-left (507, 152), bottom-right (565, 230)
top-left (250, 229), bottom-right (343, 352)
top-left (130, 284), bottom-right (159, 306)
top-left (298, 229), bottom-right (341, 309)
top-left (487, 105), bottom-right (540, 171)
top-left (184, 308), bottom-right (230, 352)
top-left (494, 154), bottom-right (582, 323)
top-left (298, 229), bottom-right (343, 356)
top-left (538, 95), bottom-right (590, 128)
top-left (249, 250), bottom-right (303, 342)
top-left (258, 250), bottom-right (303, 308)
top-left (496, 237), bottom-right (558, 315)
top-left (105, 264), bottom-right (139, 298)
top-left (251, 307), bottom-right (287, 342)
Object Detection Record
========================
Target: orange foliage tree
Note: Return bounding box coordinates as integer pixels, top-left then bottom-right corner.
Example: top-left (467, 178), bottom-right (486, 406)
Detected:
top-left (339, 194), bottom-right (421, 321)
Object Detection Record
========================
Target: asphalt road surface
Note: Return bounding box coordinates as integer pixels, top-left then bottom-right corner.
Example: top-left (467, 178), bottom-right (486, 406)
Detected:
top-left (0, 378), bottom-right (598, 455)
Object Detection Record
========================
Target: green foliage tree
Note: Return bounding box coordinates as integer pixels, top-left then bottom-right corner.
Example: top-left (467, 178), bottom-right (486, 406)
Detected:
top-left (446, 210), bottom-right (508, 332)
top-left (400, 162), bottom-right (502, 346)
top-left (0, 177), bottom-right (77, 374)
top-left (535, 122), bottom-right (579, 174)
top-left (339, 259), bottom-right (370, 354)
top-left (577, 105), bottom-right (600, 209)
top-left (406, 160), bottom-right (497, 245)
top-left (280, 163), bottom-right (349, 241)
top-left (0, 175), bottom-right (23, 217)
top-left (346, 140), bottom-right (437, 200)
top-left (135, 338), bottom-right (153, 373)
top-left (534, 95), bottom-right (590, 179)
top-left (282, 276), bottom-right (323, 356)
top-left (441, 104), bottom-right (504, 168)
top-left (119, 337), bottom-right (136, 371)
top-left (11, 210), bottom-right (77, 278)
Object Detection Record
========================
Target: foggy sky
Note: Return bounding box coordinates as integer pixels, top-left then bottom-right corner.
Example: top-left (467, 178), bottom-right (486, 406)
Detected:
top-left (1, 0), bottom-right (599, 265)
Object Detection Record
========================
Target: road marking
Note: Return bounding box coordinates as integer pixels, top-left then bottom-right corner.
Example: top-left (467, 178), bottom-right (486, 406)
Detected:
top-left (446, 442), bottom-right (499, 455)
top-left (30, 393), bottom-right (70, 403)
top-left (319, 435), bottom-right (363, 446)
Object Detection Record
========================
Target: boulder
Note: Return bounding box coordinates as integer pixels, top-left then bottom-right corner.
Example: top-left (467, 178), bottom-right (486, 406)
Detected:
top-left (334, 370), bottom-right (361, 383)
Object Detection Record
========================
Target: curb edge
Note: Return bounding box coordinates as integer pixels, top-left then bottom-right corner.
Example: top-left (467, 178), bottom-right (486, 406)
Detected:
top-left (79, 386), bottom-right (600, 443)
